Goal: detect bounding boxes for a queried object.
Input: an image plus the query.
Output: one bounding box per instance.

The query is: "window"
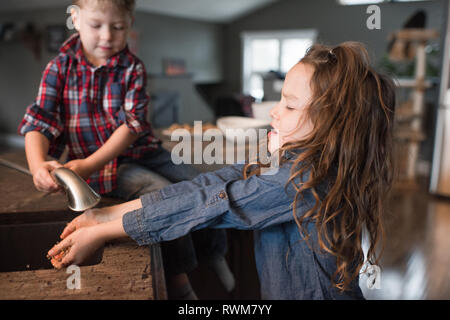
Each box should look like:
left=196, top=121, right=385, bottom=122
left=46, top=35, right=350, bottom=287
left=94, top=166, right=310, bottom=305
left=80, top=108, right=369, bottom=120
left=241, top=30, right=317, bottom=101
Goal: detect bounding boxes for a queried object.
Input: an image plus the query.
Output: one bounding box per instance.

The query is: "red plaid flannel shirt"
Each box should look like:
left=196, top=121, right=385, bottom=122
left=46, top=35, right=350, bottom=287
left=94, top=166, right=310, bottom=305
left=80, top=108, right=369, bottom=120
left=18, top=33, right=160, bottom=194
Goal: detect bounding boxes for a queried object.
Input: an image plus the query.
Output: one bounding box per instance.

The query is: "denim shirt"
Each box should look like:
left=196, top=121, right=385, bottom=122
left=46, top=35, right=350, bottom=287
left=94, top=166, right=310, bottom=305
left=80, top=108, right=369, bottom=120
left=122, top=153, right=365, bottom=300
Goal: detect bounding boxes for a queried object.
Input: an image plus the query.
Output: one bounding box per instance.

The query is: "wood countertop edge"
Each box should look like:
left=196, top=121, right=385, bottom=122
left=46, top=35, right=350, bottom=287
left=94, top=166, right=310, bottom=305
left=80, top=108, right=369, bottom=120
left=0, top=240, right=167, bottom=300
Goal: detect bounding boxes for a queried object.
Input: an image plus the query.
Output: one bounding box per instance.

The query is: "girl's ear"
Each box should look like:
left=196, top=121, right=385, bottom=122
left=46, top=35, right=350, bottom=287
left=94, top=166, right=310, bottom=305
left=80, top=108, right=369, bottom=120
left=70, top=6, right=81, bottom=31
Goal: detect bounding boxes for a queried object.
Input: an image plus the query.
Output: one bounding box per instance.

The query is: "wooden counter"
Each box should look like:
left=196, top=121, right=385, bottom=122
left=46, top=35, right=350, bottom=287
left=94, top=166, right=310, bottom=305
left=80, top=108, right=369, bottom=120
left=0, top=130, right=262, bottom=300
left=0, top=239, right=165, bottom=300
left=0, top=150, right=166, bottom=300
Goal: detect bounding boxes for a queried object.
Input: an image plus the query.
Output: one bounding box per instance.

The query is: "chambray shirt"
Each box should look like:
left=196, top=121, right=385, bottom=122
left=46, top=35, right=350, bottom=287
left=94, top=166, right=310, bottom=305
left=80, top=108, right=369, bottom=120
left=122, top=153, right=365, bottom=300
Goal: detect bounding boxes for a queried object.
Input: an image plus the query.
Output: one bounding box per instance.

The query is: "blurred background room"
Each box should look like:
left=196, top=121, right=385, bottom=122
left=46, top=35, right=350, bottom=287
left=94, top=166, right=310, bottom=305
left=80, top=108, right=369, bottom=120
left=0, top=0, right=449, bottom=300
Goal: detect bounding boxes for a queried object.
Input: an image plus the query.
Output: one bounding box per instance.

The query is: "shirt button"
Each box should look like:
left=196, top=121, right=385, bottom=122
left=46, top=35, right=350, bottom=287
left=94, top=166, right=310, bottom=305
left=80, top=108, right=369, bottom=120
left=219, top=191, right=226, bottom=199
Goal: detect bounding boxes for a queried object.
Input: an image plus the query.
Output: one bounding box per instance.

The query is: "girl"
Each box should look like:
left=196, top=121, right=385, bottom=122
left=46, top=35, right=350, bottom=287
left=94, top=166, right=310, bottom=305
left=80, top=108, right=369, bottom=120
left=47, top=42, right=396, bottom=299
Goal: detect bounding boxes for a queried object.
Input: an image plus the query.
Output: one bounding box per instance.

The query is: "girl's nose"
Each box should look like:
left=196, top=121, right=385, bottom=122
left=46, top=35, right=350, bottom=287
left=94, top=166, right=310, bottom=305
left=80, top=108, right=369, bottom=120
left=270, top=103, right=280, bottom=120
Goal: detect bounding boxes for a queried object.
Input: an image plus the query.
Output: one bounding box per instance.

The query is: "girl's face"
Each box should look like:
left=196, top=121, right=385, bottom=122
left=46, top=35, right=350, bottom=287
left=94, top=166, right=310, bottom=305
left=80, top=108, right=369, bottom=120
left=72, top=2, right=131, bottom=66
left=268, top=62, right=315, bottom=153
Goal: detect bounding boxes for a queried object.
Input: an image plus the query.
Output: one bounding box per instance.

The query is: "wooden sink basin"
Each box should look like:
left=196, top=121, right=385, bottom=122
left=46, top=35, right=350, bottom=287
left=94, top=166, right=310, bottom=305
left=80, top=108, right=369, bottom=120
left=0, top=211, right=103, bottom=273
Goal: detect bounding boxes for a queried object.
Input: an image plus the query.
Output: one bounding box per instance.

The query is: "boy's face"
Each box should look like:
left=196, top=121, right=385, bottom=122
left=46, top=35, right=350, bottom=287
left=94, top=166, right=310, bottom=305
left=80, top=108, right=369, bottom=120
left=72, top=1, right=132, bottom=66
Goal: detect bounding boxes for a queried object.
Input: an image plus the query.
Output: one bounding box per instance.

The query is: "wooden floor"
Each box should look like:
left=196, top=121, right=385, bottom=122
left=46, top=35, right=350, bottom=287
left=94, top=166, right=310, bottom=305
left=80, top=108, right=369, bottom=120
left=360, top=184, right=450, bottom=299
left=1, top=146, right=449, bottom=300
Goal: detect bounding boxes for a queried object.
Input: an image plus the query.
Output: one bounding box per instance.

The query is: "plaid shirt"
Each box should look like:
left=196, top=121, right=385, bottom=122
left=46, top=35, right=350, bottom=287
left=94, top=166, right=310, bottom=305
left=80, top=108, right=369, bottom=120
left=18, top=33, right=160, bottom=195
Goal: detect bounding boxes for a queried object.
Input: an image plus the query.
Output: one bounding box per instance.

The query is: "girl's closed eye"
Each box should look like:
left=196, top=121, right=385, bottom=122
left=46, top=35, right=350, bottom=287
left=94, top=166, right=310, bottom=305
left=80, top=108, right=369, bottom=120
left=286, top=105, right=295, bottom=110
left=114, top=25, right=125, bottom=31
left=90, top=24, right=101, bottom=29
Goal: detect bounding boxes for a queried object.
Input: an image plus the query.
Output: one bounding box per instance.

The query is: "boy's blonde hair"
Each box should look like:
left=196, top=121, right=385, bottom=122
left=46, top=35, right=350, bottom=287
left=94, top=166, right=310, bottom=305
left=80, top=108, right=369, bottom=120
left=73, top=0, right=135, bottom=16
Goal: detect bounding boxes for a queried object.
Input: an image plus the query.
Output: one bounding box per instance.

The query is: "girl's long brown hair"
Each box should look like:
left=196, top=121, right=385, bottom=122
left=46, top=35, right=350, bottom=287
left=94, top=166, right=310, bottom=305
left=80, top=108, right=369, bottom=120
left=245, top=42, right=396, bottom=292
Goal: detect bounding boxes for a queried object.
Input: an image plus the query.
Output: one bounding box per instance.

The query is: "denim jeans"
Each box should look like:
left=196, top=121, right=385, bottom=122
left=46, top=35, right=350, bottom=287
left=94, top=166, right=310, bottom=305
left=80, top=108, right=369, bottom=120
left=110, top=145, right=228, bottom=276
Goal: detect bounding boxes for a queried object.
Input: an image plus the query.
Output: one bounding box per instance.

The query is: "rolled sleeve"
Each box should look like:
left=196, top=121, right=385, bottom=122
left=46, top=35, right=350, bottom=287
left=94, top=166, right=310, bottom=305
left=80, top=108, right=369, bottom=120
left=123, top=61, right=150, bottom=135
left=140, top=189, right=164, bottom=208
left=122, top=208, right=151, bottom=246
left=18, top=59, right=64, bottom=140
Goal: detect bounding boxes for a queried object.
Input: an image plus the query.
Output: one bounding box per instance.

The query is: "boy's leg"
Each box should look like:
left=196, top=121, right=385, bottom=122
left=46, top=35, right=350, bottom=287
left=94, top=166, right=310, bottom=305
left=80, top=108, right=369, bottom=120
left=136, top=147, right=235, bottom=291
left=110, top=163, right=198, bottom=299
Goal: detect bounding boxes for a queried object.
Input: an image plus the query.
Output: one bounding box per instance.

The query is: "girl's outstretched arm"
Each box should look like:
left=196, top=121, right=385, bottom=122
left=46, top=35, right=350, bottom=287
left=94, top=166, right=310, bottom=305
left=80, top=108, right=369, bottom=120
left=123, top=161, right=308, bottom=246
left=59, top=198, right=142, bottom=239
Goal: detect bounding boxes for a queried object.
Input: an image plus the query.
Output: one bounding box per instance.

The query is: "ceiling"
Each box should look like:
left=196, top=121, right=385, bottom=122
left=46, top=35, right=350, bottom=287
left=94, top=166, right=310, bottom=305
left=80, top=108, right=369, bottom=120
left=0, top=0, right=279, bottom=23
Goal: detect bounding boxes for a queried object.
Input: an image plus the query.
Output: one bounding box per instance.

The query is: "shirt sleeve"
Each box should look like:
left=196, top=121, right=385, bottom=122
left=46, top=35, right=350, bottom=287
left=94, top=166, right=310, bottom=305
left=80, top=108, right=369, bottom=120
left=142, top=164, right=246, bottom=199
left=122, top=61, right=150, bottom=135
left=18, top=58, right=64, bottom=141
left=122, top=163, right=315, bottom=246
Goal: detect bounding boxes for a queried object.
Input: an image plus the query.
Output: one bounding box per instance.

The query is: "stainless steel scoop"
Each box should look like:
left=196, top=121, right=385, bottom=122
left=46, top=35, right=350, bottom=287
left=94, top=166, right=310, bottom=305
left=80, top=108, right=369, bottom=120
left=0, top=158, right=101, bottom=212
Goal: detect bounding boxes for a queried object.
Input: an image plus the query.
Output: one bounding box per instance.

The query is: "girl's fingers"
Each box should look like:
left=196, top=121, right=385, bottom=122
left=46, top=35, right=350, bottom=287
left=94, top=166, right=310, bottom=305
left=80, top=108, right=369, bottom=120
left=50, top=258, right=61, bottom=269
left=50, top=255, right=74, bottom=269
left=48, top=237, right=72, bottom=258
left=60, top=221, right=77, bottom=239
left=50, top=255, right=65, bottom=269
left=59, top=251, right=76, bottom=268
left=50, top=248, right=72, bottom=269
left=49, top=246, right=74, bottom=269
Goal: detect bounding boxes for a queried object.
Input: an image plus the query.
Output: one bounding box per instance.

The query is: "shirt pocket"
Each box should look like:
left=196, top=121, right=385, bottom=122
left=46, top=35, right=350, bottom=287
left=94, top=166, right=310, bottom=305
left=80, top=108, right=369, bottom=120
left=103, top=82, right=124, bottom=125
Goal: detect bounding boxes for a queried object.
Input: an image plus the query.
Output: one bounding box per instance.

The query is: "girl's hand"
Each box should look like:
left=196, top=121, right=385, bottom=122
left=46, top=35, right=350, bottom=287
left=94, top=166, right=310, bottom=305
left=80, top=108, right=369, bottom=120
left=64, top=159, right=95, bottom=180
left=49, top=219, right=127, bottom=269
left=32, top=161, right=63, bottom=193
left=61, top=200, right=144, bottom=239
left=60, top=208, right=111, bottom=239
left=48, top=225, right=104, bottom=269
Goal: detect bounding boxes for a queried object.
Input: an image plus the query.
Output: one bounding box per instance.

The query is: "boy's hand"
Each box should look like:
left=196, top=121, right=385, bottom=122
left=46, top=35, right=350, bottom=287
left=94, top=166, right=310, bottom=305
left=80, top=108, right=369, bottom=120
left=64, top=159, right=95, bottom=180
left=60, top=208, right=112, bottom=239
left=48, top=225, right=105, bottom=269
left=32, top=161, right=63, bottom=193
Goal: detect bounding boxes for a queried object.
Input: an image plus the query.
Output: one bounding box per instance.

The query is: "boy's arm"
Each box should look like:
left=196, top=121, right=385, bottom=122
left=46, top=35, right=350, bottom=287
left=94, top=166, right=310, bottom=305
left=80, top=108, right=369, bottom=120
left=66, top=61, right=150, bottom=179
left=25, top=131, right=62, bottom=192
left=20, top=58, right=65, bottom=193
left=64, top=123, right=139, bottom=179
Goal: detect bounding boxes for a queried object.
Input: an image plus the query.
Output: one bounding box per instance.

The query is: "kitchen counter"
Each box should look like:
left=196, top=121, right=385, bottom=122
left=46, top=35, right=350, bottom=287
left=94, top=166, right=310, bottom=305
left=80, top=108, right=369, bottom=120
left=0, top=129, right=261, bottom=300
left=0, top=150, right=166, bottom=300
left=0, top=238, right=164, bottom=300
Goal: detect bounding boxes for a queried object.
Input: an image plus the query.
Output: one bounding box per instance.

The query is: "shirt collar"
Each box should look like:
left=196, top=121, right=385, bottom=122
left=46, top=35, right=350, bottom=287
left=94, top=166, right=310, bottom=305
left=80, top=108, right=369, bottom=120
left=283, top=148, right=303, bottom=161
left=59, top=33, right=133, bottom=69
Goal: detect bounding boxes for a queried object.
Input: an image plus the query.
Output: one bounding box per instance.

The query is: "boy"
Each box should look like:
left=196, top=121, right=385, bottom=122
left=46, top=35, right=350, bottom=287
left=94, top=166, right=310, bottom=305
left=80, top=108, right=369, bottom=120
left=18, top=0, right=233, bottom=299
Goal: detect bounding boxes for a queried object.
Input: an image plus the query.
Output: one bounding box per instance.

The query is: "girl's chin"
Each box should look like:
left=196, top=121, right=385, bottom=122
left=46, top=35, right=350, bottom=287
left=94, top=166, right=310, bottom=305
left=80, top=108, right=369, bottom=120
left=268, top=133, right=282, bottom=154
